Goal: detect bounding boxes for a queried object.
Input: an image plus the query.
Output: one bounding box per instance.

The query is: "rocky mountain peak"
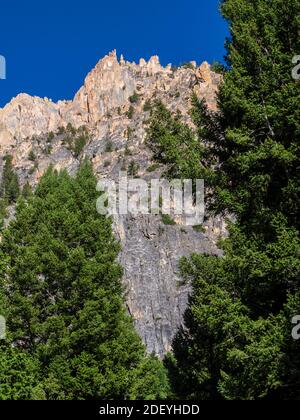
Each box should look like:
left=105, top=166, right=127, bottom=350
left=0, top=51, right=220, bottom=150
left=0, top=52, right=224, bottom=356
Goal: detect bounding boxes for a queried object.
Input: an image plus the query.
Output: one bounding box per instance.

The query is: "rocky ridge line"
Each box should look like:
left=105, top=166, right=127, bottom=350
left=0, top=51, right=224, bottom=356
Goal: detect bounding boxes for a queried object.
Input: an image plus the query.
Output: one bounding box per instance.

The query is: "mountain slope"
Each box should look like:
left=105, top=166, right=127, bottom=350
left=0, top=51, right=224, bottom=356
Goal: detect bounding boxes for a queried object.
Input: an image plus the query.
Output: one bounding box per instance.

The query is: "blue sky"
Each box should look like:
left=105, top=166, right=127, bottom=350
left=0, top=0, right=228, bottom=107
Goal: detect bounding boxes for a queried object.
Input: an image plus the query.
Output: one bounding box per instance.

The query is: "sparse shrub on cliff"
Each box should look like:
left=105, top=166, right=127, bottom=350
left=48, top=131, right=55, bottom=141
left=143, top=99, right=152, bottom=112
left=161, top=214, right=176, bottom=226
left=129, top=91, right=140, bottom=104
left=146, top=100, right=205, bottom=179
left=28, top=162, right=38, bottom=175
left=146, top=163, right=159, bottom=173
left=192, top=224, right=205, bottom=233
left=124, top=144, right=132, bottom=156
left=73, top=135, right=87, bottom=157
left=126, top=105, right=135, bottom=119
left=62, top=126, right=89, bottom=158
left=126, top=127, right=134, bottom=140
left=28, top=150, right=37, bottom=162
left=44, top=144, right=53, bottom=155
left=105, top=141, right=113, bottom=153
left=128, top=160, right=140, bottom=177
left=66, top=122, right=76, bottom=135
left=57, top=126, right=65, bottom=135
left=181, top=62, right=195, bottom=69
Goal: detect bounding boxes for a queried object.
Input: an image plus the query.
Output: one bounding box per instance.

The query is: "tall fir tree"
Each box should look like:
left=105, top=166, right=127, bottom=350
left=0, top=155, right=20, bottom=204
left=146, top=0, right=300, bottom=399
left=0, top=161, right=169, bottom=400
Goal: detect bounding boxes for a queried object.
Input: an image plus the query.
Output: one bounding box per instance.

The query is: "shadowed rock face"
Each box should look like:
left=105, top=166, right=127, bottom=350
left=0, top=51, right=223, bottom=356
left=116, top=214, right=224, bottom=356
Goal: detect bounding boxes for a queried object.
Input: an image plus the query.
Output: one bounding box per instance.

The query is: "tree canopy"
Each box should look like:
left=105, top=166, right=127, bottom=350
left=146, top=0, right=300, bottom=400
left=0, top=161, right=169, bottom=400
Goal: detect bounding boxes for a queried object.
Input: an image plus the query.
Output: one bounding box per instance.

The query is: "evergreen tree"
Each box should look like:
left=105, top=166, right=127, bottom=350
left=147, top=0, right=300, bottom=399
left=0, top=199, right=7, bottom=229
left=0, top=155, right=20, bottom=203
left=201, top=0, right=300, bottom=234
left=0, top=161, right=169, bottom=400
left=22, top=181, right=33, bottom=200
left=146, top=101, right=205, bottom=179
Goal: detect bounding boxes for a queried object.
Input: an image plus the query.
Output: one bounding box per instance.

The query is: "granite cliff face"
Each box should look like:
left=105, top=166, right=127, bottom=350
left=0, top=51, right=224, bottom=356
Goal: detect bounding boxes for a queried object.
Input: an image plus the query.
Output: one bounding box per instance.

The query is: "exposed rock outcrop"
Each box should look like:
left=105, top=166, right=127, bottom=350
left=0, top=51, right=223, bottom=356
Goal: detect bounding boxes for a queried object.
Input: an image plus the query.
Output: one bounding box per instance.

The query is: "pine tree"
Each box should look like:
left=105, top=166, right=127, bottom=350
left=211, top=0, right=300, bottom=234
left=160, top=0, right=300, bottom=399
left=146, top=101, right=205, bottom=179
left=0, top=155, right=20, bottom=203
left=0, top=161, right=169, bottom=399
left=22, top=181, right=33, bottom=199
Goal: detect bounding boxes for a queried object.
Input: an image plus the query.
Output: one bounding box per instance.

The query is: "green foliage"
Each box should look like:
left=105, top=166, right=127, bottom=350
left=129, top=354, right=170, bottom=400
left=171, top=219, right=300, bottom=399
left=126, top=105, right=135, bottom=120
left=125, top=144, right=132, bottom=156
left=105, top=141, right=113, bottom=153
left=192, top=224, right=205, bottom=233
left=146, top=163, right=160, bottom=173
left=161, top=214, right=176, bottom=226
left=128, top=160, right=140, bottom=177
left=0, top=161, right=169, bottom=399
left=129, top=91, right=140, bottom=104
left=181, top=62, right=195, bottom=69
left=158, top=0, right=300, bottom=400
left=211, top=0, right=300, bottom=233
left=48, top=131, right=55, bottom=141
left=73, top=136, right=87, bottom=157
left=0, top=155, right=20, bottom=204
left=22, top=182, right=33, bottom=200
left=0, top=343, right=43, bottom=400
left=146, top=101, right=205, bottom=179
left=57, top=126, right=65, bottom=135
left=143, top=100, right=152, bottom=112
left=63, top=126, right=89, bottom=158
left=121, top=160, right=127, bottom=171
left=28, top=163, right=38, bottom=175
left=126, top=127, right=134, bottom=140
left=171, top=262, right=285, bottom=400
left=28, top=150, right=37, bottom=162
left=211, top=61, right=227, bottom=74
left=0, top=199, right=7, bottom=229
